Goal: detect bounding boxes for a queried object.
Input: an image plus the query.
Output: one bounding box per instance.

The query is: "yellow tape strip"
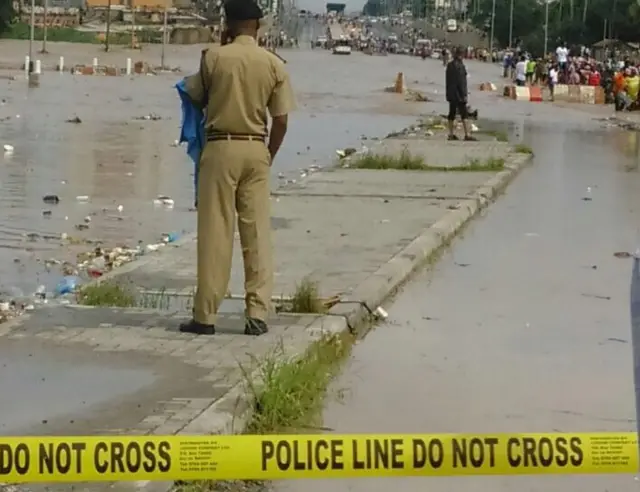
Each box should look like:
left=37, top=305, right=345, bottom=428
left=0, top=433, right=636, bottom=483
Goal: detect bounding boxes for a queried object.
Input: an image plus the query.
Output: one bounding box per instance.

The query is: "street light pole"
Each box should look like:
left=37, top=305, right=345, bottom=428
left=543, top=0, right=549, bottom=56
left=105, top=0, right=112, bottom=51
left=28, top=0, right=35, bottom=72
left=508, top=0, right=513, bottom=48
left=41, top=0, right=48, bottom=53
left=488, top=0, right=496, bottom=57
left=130, top=0, right=136, bottom=49
left=160, top=0, right=168, bottom=69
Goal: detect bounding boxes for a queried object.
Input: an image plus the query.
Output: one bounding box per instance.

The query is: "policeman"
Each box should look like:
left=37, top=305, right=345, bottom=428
left=180, top=0, right=296, bottom=336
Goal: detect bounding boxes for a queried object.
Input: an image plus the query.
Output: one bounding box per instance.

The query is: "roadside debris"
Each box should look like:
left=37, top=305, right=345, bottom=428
left=581, top=293, right=611, bottom=301
left=336, top=148, right=357, bottom=159
left=134, top=113, right=162, bottom=121
left=55, top=275, right=80, bottom=295
left=153, top=195, right=175, bottom=207
left=1, top=227, right=185, bottom=324
left=404, top=89, right=431, bottom=102
left=66, top=116, right=82, bottom=124
left=42, top=194, right=60, bottom=204
left=478, top=82, right=497, bottom=91
left=615, top=252, right=632, bottom=258
left=596, top=115, right=640, bottom=132
left=374, top=306, right=389, bottom=320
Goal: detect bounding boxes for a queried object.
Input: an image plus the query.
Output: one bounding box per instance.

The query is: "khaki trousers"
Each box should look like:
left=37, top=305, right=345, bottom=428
left=194, top=140, right=273, bottom=325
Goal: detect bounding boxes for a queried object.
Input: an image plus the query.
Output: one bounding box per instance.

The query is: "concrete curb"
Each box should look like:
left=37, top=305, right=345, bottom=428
left=130, top=150, right=533, bottom=492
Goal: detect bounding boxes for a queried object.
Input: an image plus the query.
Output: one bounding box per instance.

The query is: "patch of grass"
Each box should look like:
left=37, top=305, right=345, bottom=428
left=1, top=22, right=162, bottom=45
left=286, top=277, right=327, bottom=314
left=513, top=143, right=534, bottom=155
left=1, top=22, right=100, bottom=43
left=173, top=480, right=264, bottom=492
left=244, top=332, right=352, bottom=434
left=350, top=150, right=427, bottom=170
left=351, top=150, right=504, bottom=172
left=464, top=156, right=506, bottom=171
left=480, top=129, right=509, bottom=142
left=76, top=282, right=136, bottom=307
left=173, top=333, right=354, bottom=492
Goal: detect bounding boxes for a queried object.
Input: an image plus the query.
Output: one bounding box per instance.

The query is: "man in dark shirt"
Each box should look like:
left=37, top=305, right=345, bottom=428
left=445, top=46, right=476, bottom=141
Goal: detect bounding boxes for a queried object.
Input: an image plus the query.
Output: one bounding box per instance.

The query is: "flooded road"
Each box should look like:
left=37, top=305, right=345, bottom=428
left=274, top=72, right=640, bottom=490
left=0, top=31, right=424, bottom=297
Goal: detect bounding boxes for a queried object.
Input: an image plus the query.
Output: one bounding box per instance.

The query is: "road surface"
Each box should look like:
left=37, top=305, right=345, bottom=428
left=274, top=61, right=640, bottom=492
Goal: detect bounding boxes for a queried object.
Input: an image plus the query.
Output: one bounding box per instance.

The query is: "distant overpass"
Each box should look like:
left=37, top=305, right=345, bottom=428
left=326, top=2, right=345, bottom=14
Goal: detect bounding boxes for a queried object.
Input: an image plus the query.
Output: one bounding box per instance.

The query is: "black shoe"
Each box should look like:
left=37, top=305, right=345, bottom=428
left=447, top=134, right=459, bottom=141
left=245, top=317, right=268, bottom=336
left=179, top=319, right=215, bottom=335
left=464, top=135, right=478, bottom=141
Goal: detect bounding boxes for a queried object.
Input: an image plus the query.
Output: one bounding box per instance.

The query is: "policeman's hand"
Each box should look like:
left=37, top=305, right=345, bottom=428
left=221, top=30, right=231, bottom=45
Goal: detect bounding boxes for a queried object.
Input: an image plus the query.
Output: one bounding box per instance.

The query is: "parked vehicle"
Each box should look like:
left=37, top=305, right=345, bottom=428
left=332, top=38, right=352, bottom=55
left=413, top=38, right=431, bottom=57
left=315, top=36, right=328, bottom=49
left=446, top=19, right=457, bottom=32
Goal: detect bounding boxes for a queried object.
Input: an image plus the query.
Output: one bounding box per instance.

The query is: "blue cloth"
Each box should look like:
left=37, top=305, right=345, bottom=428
left=175, top=79, right=205, bottom=205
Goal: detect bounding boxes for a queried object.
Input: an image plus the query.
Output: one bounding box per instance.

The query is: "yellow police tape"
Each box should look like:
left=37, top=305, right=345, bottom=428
left=0, top=433, right=636, bottom=483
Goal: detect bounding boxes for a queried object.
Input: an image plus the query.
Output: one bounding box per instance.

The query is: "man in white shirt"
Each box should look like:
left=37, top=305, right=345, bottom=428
left=548, top=63, right=558, bottom=101
left=514, top=55, right=527, bottom=86
left=556, top=42, right=569, bottom=72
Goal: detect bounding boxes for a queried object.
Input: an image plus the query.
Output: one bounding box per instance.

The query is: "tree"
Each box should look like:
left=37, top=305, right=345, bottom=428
left=470, top=0, right=544, bottom=50
left=363, top=0, right=385, bottom=16
left=469, top=0, right=640, bottom=55
left=0, top=0, right=15, bottom=36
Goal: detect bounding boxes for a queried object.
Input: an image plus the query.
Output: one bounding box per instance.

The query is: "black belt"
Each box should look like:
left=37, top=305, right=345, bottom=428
left=207, top=133, right=266, bottom=142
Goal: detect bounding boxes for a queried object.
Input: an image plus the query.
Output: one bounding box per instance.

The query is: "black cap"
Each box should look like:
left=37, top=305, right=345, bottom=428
left=224, top=0, right=264, bottom=21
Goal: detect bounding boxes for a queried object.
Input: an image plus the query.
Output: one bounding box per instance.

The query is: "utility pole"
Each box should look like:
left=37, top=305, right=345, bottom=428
left=28, top=0, right=35, bottom=73
left=508, top=0, right=513, bottom=48
left=130, top=0, right=135, bottom=49
left=611, top=0, right=617, bottom=40
left=41, top=0, right=48, bottom=53
left=160, top=0, right=168, bottom=69
left=105, top=0, right=112, bottom=51
left=543, top=0, right=549, bottom=56
left=488, top=0, right=495, bottom=57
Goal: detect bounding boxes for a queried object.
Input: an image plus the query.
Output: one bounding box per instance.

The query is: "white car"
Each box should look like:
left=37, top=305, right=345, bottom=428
left=333, top=43, right=352, bottom=54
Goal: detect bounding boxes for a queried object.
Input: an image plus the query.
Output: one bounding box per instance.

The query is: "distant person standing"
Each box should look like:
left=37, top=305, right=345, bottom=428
left=181, top=0, right=296, bottom=336
left=525, top=56, right=536, bottom=85
left=556, top=42, right=569, bottom=73
left=548, top=63, right=558, bottom=101
left=514, top=55, right=527, bottom=86
left=442, top=47, right=449, bottom=66
left=445, top=46, right=476, bottom=142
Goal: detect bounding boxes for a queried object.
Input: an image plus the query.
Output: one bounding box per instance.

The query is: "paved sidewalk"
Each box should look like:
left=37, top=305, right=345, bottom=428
left=0, top=134, right=531, bottom=492
left=101, top=137, right=514, bottom=304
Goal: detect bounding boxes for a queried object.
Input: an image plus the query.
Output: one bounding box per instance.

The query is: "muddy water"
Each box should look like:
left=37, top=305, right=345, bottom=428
left=0, top=35, right=625, bottom=297
left=0, top=30, right=423, bottom=296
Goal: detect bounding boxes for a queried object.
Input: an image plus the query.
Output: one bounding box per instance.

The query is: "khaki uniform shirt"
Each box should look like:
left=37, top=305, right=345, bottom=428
left=184, top=35, right=296, bottom=136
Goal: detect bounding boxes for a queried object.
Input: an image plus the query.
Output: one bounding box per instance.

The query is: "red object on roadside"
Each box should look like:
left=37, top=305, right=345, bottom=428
left=87, top=268, right=103, bottom=278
